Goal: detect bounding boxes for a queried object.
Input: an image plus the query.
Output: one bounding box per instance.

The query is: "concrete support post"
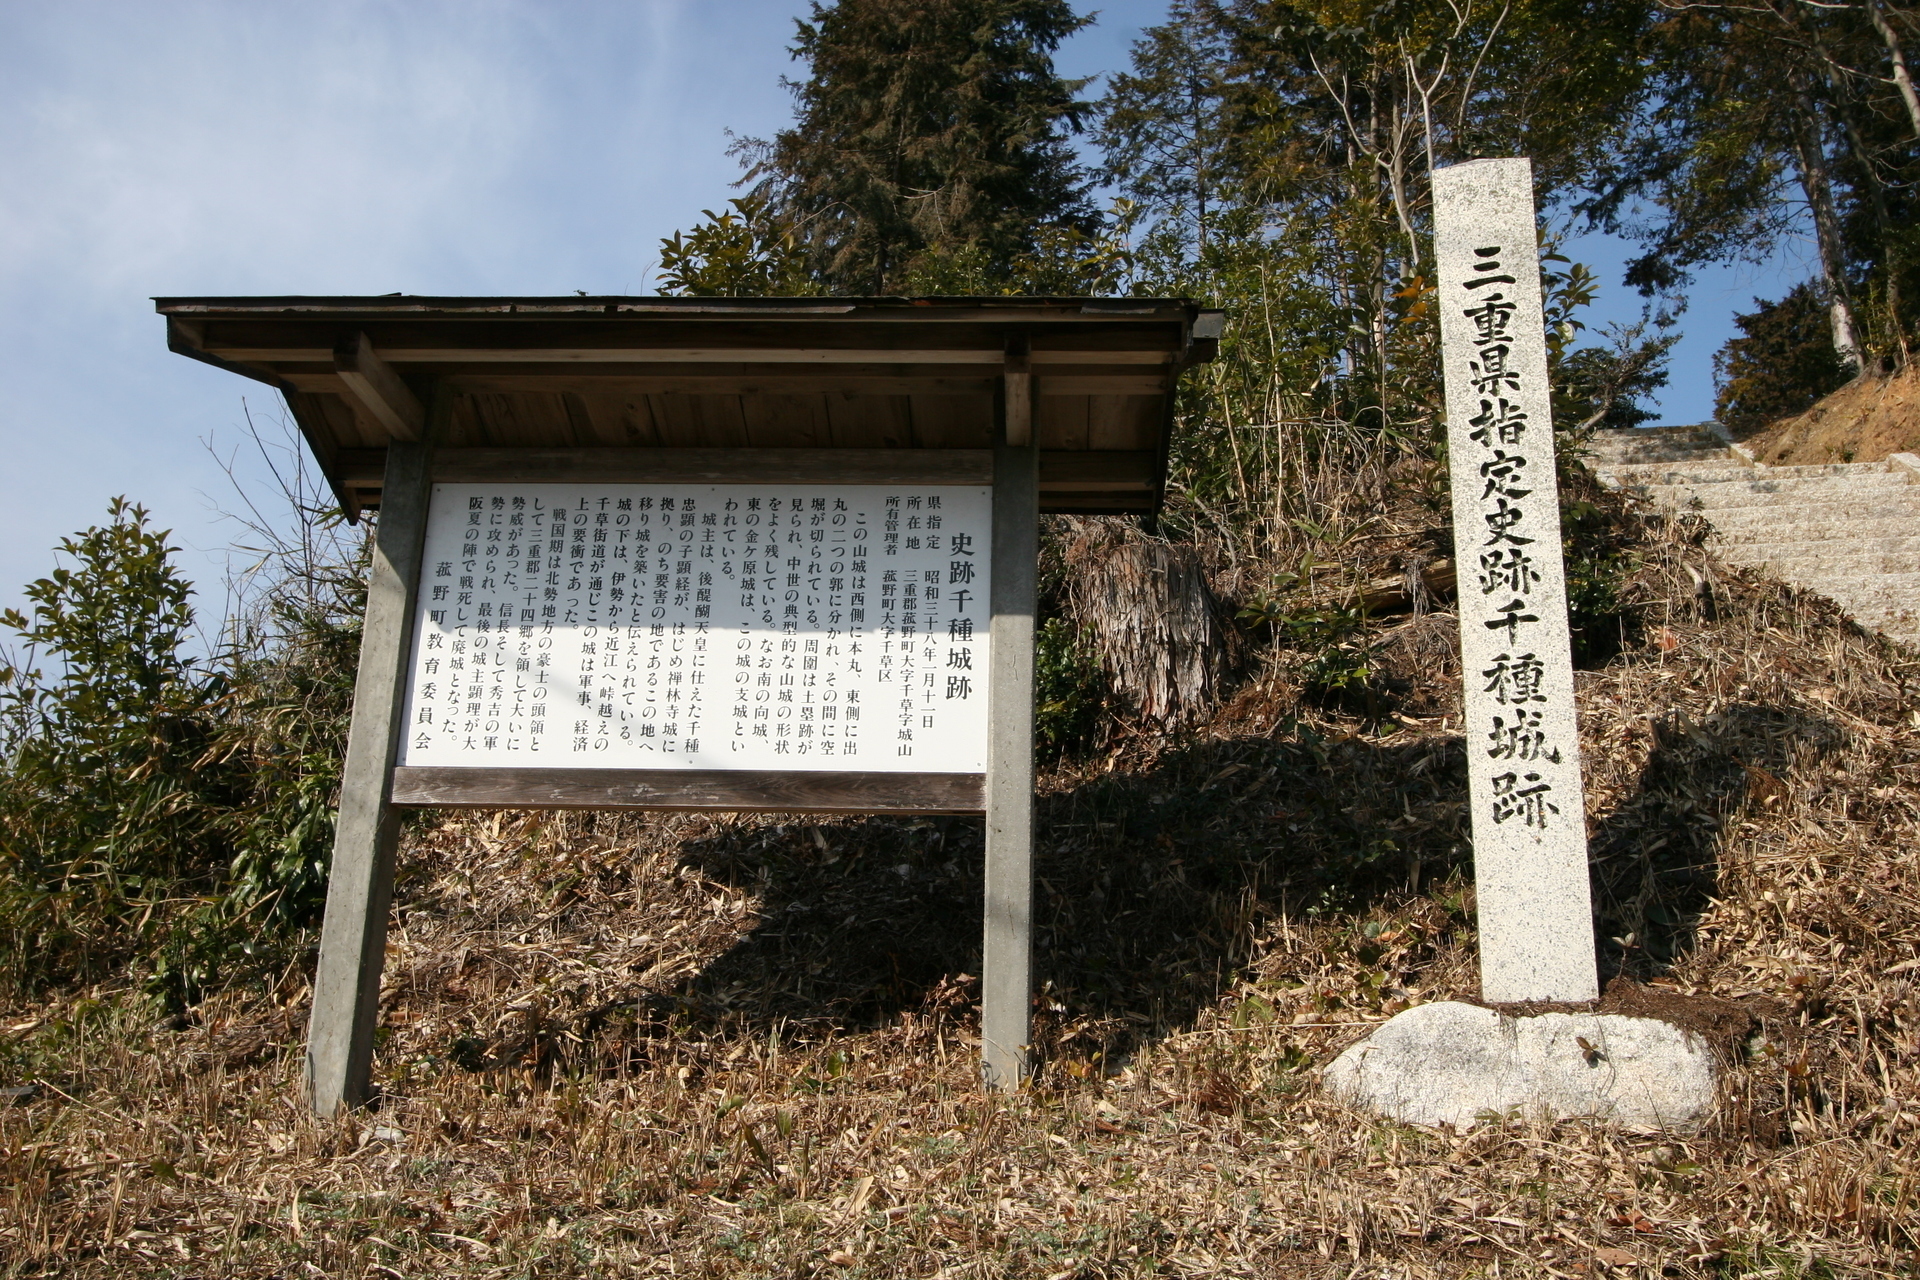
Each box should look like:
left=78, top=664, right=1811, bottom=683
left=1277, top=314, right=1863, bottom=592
left=982, top=431, right=1038, bottom=1090
left=306, top=436, right=434, bottom=1115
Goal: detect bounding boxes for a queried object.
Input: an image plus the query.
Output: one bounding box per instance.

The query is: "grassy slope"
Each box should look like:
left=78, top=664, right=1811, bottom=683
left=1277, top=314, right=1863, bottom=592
left=1, top=479, right=1916, bottom=1278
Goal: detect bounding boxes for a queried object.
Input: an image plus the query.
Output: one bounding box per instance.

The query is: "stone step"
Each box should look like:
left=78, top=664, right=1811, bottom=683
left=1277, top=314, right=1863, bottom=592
left=1709, top=514, right=1920, bottom=544
left=1587, top=430, right=1918, bottom=645
left=1596, top=465, right=1743, bottom=483
left=1606, top=461, right=1897, bottom=483
left=1582, top=426, right=1720, bottom=441
left=1590, top=426, right=1718, bottom=440
left=1754, top=461, right=1901, bottom=479
left=1582, top=441, right=1735, bottom=460
left=1812, top=575, right=1920, bottom=635
left=1848, top=614, right=1920, bottom=645
left=1736, top=569, right=1920, bottom=644
left=1841, top=614, right=1920, bottom=646
left=1812, top=570, right=1920, bottom=599
left=1587, top=445, right=1730, bottom=465
left=1729, top=535, right=1920, bottom=562
left=1588, top=425, right=1723, bottom=442
left=1599, top=464, right=1756, bottom=485
left=1848, top=596, right=1920, bottom=619
left=1636, top=476, right=1918, bottom=510
left=1725, top=548, right=1920, bottom=578
left=1694, top=496, right=1920, bottom=527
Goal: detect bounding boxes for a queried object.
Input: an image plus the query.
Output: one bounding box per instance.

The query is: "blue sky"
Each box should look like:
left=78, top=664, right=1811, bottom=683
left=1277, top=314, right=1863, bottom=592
left=0, top=1, right=1811, bottom=628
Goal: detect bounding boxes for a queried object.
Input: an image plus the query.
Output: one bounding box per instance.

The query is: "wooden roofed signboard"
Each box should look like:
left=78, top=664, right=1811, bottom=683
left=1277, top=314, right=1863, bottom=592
left=160, top=295, right=1218, bottom=518
left=157, top=294, right=1219, bottom=1116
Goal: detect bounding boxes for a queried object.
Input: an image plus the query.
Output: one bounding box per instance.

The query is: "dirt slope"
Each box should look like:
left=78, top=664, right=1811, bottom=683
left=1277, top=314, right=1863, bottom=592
left=1744, top=364, right=1920, bottom=464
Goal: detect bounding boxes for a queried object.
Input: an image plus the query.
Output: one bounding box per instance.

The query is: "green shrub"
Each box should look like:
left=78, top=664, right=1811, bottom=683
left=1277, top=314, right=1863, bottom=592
left=0, top=500, right=227, bottom=994
left=1714, top=283, right=1849, bottom=435
left=1034, top=618, right=1106, bottom=758
left=1560, top=494, right=1641, bottom=668
left=0, top=489, right=364, bottom=1003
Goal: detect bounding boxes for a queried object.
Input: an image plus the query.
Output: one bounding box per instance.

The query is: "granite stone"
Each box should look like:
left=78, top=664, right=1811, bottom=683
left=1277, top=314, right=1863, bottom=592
left=1324, top=1001, right=1717, bottom=1131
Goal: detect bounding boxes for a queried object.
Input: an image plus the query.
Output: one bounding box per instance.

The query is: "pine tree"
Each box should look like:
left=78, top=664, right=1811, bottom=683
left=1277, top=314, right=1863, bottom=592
left=1095, top=2, right=1233, bottom=256
left=743, top=0, right=1100, bottom=294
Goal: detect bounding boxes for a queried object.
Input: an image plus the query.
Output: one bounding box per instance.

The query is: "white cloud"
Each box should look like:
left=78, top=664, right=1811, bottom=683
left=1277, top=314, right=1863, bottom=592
left=0, top=0, right=800, bottom=620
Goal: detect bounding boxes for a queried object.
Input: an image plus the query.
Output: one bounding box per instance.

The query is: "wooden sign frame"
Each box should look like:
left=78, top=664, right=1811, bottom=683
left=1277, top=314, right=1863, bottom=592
left=305, top=419, right=1039, bottom=1111
left=156, top=295, right=1217, bottom=1115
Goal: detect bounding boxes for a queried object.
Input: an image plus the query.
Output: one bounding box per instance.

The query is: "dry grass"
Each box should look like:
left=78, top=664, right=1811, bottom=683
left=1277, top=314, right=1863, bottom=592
left=1743, top=364, right=1920, bottom=465
left=1, top=485, right=1917, bottom=1278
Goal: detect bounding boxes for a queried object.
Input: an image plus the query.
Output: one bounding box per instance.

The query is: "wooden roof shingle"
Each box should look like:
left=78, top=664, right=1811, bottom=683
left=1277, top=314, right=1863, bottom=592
left=156, top=295, right=1222, bottom=517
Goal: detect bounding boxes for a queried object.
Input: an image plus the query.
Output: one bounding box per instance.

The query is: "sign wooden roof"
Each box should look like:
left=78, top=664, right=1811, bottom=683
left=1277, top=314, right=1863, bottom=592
left=155, top=295, right=1222, bottom=518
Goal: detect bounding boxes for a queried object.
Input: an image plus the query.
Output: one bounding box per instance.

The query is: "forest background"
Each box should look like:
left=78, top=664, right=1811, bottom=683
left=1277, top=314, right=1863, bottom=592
left=7, top=0, right=1913, bottom=998
left=0, top=1, right=1917, bottom=1274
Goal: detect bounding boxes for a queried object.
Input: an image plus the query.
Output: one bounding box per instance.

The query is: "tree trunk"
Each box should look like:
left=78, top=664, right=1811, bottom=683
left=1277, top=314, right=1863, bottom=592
left=1190, top=75, right=1209, bottom=255
left=1825, top=76, right=1910, bottom=366
left=1062, top=519, right=1227, bottom=727
left=1787, top=78, right=1862, bottom=375
left=1868, top=0, right=1920, bottom=139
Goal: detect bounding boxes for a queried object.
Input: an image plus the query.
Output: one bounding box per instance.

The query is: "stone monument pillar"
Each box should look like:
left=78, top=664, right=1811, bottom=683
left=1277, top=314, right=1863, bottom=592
left=1325, top=160, right=1714, bottom=1131
left=1432, top=156, right=1599, bottom=1005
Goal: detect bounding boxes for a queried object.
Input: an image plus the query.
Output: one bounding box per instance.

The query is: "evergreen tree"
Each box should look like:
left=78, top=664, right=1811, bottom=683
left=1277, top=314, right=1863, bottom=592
left=1714, top=284, right=1851, bottom=434
left=1096, top=3, right=1234, bottom=255
left=740, top=0, right=1100, bottom=294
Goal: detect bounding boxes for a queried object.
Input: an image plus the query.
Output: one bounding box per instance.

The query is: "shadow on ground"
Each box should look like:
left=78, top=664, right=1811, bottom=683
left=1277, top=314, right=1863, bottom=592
left=1590, top=700, right=1846, bottom=974
left=438, top=697, right=1843, bottom=1080
left=667, top=728, right=1472, bottom=1066
left=667, top=697, right=1845, bottom=1062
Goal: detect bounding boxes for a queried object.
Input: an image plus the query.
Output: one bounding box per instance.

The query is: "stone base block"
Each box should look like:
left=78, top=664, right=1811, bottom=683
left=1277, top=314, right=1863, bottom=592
left=1324, top=1001, right=1716, bottom=1131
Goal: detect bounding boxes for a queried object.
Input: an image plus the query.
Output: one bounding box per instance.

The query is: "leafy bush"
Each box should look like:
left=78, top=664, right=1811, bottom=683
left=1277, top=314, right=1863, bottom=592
left=1279, top=604, right=1377, bottom=711
left=656, top=197, right=820, bottom=297
left=0, top=500, right=227, bottom=994
left=1033, top=618, right=1106, bottom=758
left=0, top=464, right=366, bottom=1003
left=1238, top=585, right=1380, bottom=712
left=1559, top=487, right=1642, bottom=668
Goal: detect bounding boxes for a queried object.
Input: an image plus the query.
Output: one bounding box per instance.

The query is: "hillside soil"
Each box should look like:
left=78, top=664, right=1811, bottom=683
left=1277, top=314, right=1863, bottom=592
left=1743, top=364, right=1920, bottom=464
left=1, top=477, right=1917, bottom=1277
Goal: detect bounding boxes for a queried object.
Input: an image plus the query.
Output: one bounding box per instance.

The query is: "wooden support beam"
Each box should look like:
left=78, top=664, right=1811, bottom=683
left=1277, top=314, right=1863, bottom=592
left=334, top=332, right=425, bottom=442
left=438, top=373, right=999, bottom=397
left=335, top=446, right=1156, bottom=492
left=207, top=346, right=1177, bottom=366
left=289, top=371, right=1164, bottom=397
left=1003, top=335, right=1033, bottom=448
left=432, top=447, right=995, bottom=486
left=305, top=431, right=434, bottom=1116
left=1034, top=376, right=1162, bottom=396
left=390, top=767, right=983, bottom=814
left=982, top=431, right=1038, bottom=1090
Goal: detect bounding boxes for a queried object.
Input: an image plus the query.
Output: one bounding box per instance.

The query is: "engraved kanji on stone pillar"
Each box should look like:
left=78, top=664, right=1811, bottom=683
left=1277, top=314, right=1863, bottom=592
left=1433, top=157, right=1599, bottom=1004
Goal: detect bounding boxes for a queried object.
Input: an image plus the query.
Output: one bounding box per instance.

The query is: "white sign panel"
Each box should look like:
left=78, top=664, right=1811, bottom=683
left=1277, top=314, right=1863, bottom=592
left=398, top=484, right=992, bottom=773
left=1433, top=157, right=1599, bottom=1004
